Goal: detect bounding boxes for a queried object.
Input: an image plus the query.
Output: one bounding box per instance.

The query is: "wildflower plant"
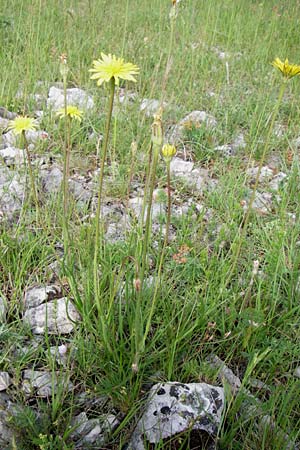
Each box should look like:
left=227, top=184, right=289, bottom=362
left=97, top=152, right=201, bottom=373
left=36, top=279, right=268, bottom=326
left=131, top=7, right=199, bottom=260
left=56, top=105, right=83, bottom=122
left=8, top=116, right=39, bottom=221
left=89, top=53, right=139, bottom=323
left=271, top=57, right=300, bottom=80
left=89, top=53, right=139, bottom=86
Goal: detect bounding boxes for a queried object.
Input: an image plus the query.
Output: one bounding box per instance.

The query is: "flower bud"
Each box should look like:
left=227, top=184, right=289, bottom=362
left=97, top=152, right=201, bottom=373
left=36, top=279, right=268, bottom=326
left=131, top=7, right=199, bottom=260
left=161, top=143, right=176, bottom=163
left=151, top=109, right=163, bottom=148
left=59, top=53, right=69, bottom=79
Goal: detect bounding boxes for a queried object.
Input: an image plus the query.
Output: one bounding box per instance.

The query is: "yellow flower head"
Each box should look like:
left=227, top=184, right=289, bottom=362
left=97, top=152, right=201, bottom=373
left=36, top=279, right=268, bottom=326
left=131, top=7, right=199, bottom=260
left=56, top=105, right=83, bottom=122
left=161, top=143, right=176, bottom=163
left=7, top=116, right=38, bottom=135
left=89, top=53, right=139, bottom=86
left=272, top=57, right=300, bottom=80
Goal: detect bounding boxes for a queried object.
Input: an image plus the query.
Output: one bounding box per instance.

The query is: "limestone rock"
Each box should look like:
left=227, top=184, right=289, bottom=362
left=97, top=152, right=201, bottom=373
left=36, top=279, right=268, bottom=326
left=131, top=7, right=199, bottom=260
left=23, top=297, right=80, bottom=334
left=167, top=110, right=217, bottom=145
left=22, top=369, right=73, bottom=397
left=40, top=166, right=63, bottom=194
left=246, top=166, right=274, bottom=183
left=170, top=157, right=194, bottom=174
left=70, top=412, right=119, bottom=448
left=47, top=86, right=94, bottom=111
left=0, top=167, right=25, bottom=221
left=0, top=107, right=17, bottom=120
left=1, top=129, right=48, bottom=148
left=0, top=373, right=12, bottom=391
left=0, top=296, right=7, bottom=322
left=0, top=147, right=25, bottom=166
left=129, top=382, right=224, bottom=449
left=24, top=284, right=62, bottom=309
left=269, top=172, right=287, bottom=191
left=140, top=99, right=167, bottom=117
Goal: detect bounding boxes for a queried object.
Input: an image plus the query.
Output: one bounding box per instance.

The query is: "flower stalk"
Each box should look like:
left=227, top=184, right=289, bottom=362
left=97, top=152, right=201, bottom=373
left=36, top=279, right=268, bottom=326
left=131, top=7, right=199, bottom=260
left=140, top=112, right=163, bottom=287
left=161, top=143, right=176, bottom=245
left=22, top=131, right=40, bottom=222
left=93, top=77, right=116, bottom=301
left=60, top=54, right=71, bottom=256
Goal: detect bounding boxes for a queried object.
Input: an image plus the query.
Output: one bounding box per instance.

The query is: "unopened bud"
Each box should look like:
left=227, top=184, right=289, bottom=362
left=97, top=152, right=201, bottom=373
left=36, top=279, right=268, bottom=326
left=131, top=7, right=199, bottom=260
left=131, top=141, right=138, bottom=156
left=252, top=260, right=259, bottom=276
left=133, top=278, right=141, bottom=292
left=151, top=109, right=163, bottom=148
left=161, top=143, right=176, bottom=163
left=59, top=53, right=69, bottom=78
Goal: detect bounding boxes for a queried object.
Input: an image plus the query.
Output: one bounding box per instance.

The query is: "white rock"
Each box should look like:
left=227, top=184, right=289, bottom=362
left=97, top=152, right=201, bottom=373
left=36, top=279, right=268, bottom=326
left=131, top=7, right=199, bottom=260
left=129, top=382, right=224, bottom=450
left=22, top=369, right=73, bottom=397
left=214, top=144, right=234, bottom=156
left=232, top=133, right=246, bottom=150
left=70, top=412, right=119, bottom=447
left=128, top=196, right=162, bottom=221
left=170, top=157, right=194, bottom=174
left=1, top=129, right=48, bottom=148
left=293, top=367, right=300, bottom=378
left=47, top=86, right=94, bottom=111
left=140, top=99, right=167, bottom=117
left=23, top=297, right=80, bottom=334
left=167, top=110, right=217, bottom=145
left=0, top=296, right=7, bottom=321
left=0, top=117, right=9, bottom=130
left=50, top=344, right=69, bottom=367
left=0, top=107, right=16, bottom=120
left=40, top=166, right=63, bottom=194
left=0, top=373, right=12, bottom=391
left=24, top=284, right=61, bottom=309
left=269, top=172, right=287, bottom=191
left=0, top=147, right=25, bottom=166
left=243, top=191, right=273, bottom=215
left=0, top=168, right=25, bottom=220
left=246, top=166, right=274, bottom=182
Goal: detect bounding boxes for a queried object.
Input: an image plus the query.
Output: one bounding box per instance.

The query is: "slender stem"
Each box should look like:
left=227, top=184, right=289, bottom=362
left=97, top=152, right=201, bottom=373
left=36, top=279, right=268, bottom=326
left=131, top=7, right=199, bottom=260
left=140, top=143, right=160, bottom=287
left=94, top=78, right=115, bottom=301
left=225, top=81, right=286, bottom=288
left=62, top=73, right=69, bottom=257
left=164, top=161, right=171, bottom=246
left=140, top=142, right=153, bottom=228
left=160, top=10, right=175, bottom=107
left=22, top=131, right=39, bottom=222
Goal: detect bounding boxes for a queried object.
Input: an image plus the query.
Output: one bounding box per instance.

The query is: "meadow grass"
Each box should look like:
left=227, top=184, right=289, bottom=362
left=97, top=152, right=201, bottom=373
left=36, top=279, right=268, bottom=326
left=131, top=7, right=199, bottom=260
left=1, top=0, right=300, bottom=448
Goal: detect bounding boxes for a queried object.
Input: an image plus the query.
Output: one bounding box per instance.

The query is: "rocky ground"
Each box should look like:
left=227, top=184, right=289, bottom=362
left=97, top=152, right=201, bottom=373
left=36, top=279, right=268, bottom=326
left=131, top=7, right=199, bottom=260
left=0, top=83, right=299, bottom=449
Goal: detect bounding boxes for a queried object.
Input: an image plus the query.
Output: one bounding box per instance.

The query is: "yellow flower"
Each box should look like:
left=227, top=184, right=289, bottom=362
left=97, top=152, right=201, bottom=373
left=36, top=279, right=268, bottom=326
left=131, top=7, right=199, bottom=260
left=56, top=105, right=83, bottom=122
left=7, top=116, right=37, bottom=135
left=161, top=143, right=176, bottom=163
left=89, top=53, right=139, bottom=86
left=272, top=57, right=300, bottom=80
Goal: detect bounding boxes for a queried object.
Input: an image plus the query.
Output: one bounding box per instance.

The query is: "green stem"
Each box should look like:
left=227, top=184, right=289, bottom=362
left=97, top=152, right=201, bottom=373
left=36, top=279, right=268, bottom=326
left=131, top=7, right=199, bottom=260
left=164, top=161, right=171, bottom=246
left=23, top=131, right=39, bottom=222
left=62, top=73, right=69, bottom=257
left=94, top=78, right=115, bottom=303
left=160, top=11, right=175, bottom=107
left=225, top=81, right=286, bottom=288
left=140, top=143, right=160, bottom=287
